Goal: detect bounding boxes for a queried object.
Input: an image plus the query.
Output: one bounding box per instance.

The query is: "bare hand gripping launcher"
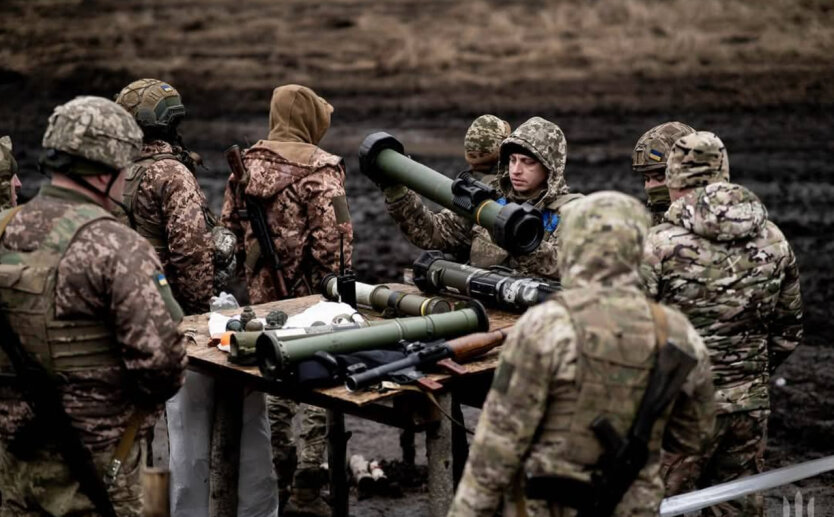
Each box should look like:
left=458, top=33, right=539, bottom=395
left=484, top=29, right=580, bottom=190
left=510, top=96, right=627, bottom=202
left=359, top=132, right=544, bottom=255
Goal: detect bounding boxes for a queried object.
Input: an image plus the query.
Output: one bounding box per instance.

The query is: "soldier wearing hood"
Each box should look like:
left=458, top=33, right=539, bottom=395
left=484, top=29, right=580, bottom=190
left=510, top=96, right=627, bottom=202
left=448, top=192, right=715, bottom=517
left=642, top=132, right=803, bottom=516
left=221, top=84, right=352, bottom=517
left=384, top=117, right=582, bottom=279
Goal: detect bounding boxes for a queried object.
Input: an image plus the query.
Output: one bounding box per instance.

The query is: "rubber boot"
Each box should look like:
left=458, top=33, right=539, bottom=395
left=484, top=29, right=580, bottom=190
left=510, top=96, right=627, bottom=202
left=283, top=467, right=331, bottom=517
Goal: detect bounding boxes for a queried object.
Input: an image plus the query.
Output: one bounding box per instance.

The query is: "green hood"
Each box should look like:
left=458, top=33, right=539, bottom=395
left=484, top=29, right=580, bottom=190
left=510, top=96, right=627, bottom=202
left=494, top=116, right=570, bottom=208
left=558, top=191, right=651, bottom=289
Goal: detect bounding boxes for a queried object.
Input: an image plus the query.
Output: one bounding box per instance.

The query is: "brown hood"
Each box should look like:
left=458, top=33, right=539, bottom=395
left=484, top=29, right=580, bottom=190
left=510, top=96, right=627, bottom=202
left=265, top=84, right=333, bottom=165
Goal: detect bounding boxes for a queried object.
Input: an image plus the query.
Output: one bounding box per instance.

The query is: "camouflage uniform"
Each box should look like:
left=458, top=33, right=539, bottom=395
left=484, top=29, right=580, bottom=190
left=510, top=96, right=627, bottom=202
left=463, top=114, right=511, bottom=183
left=642, top=132, right=803, bottom=516
left=0, top=137, right=18, bottom=211
left=631, top=121, right=696, bottom=225
left=115, top=79, right=216, bottom=316
left=386, top=117, right=582, bottom=279
left=221, top=84, right=350, bottom=515
left=449, top=192, right=715, bottom=517
left=0, top=96, right=187, bottom=517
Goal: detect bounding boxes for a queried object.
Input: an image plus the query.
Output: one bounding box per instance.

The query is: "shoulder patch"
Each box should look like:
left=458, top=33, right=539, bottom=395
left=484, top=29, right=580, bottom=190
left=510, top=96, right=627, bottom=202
left=154, top=271, right=184, bottom=322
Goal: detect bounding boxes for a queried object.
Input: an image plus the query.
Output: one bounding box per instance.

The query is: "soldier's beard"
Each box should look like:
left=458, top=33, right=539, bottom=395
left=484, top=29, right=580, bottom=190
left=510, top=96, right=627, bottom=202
left=646, top=184, right=671, bottom=214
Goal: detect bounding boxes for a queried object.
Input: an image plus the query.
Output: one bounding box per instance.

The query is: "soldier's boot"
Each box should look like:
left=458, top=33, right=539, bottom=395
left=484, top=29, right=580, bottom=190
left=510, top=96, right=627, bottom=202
left=274, top=446, right=297, bottom=516
left=282, top=467, right=330, bottom=517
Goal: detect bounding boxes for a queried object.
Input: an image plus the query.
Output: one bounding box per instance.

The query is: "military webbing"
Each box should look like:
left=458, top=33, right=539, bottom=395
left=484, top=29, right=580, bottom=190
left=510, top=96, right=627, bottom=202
left=649, top=302, right=669, bottom=350
left=104, top=409, right=147, bottom=486
left=0, top=205, right=22, bottom=236
left=121, top=153, right=178, bottom=250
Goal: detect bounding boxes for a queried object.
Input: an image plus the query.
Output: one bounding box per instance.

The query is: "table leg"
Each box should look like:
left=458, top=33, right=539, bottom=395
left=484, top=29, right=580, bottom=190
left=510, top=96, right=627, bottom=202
left=426, top=392, right=454, bottom=517
left=327, top=409, right=349, bottom=517
left=210, top=380, right=243, bottom=517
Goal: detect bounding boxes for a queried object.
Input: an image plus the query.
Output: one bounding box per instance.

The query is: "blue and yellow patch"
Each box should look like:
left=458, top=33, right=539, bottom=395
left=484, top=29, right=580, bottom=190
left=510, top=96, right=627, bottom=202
left=649, top=149, right=664, bottom=162
left=155, top=273, right=169, bottom=287
left=160, top=83, right=174, bottom=92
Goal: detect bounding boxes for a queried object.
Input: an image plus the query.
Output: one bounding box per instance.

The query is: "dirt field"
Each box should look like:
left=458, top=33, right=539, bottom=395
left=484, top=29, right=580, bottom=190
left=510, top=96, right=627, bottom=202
left=3, top=0, right=834, bottom=514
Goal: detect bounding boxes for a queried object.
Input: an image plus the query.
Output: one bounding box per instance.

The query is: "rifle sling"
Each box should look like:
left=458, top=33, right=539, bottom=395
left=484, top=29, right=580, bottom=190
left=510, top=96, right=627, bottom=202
left=0, top=313, right=118, bottom=517
left=0, top=205, right=23, bottom=235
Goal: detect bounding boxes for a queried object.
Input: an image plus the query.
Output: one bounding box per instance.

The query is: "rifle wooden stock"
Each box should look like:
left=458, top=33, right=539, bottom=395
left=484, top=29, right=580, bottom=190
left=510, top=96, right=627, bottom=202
left=447, top=327, right=509, bottom=362
left=224, top=145, right=289, bottom=298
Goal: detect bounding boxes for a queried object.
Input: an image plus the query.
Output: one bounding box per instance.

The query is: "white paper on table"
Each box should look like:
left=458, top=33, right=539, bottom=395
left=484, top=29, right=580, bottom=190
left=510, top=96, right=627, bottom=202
left=210, top=301, right=362, bottom=353
left=284, top=301, right=363, bottom=328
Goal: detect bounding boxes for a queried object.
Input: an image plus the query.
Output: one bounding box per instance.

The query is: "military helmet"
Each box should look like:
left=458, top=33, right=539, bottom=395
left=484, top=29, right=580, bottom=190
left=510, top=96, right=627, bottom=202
left=464, top=114, right=511, bottom=169
left=115, top=78, right=186, bottom=131
left=665, top=131, right=730, bottom=189
left=631, top=121, right=695, bottom=173
left=41, top=96, right=143, bottom=173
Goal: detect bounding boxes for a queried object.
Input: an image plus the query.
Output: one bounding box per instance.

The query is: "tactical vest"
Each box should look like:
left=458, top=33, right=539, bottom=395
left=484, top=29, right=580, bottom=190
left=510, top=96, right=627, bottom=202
left=121, top=154, right=177, bottom=257
left=0, top=203, right=119, bottom=375
left=543, top=289, right=678, bottom=473
left=122, top=154, right=217, bottom=260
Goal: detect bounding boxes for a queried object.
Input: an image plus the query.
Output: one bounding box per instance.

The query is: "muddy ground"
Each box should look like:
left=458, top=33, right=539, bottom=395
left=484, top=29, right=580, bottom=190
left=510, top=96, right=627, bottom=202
left=3, top=0, right=834, bottom=514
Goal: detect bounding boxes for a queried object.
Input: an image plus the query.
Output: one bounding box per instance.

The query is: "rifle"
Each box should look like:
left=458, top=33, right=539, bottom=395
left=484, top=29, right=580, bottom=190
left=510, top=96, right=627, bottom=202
left=225, top=145, right=289, bottom=298
left=345, top=327, right=508, bottom=391
left=525, top=339, right=697, bottom=516
left=0, top=310, right=118, bottom=517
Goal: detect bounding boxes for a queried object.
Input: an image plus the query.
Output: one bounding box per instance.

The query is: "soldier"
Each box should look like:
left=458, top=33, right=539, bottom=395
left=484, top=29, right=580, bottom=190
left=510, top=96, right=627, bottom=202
left=448, top=191, right=715, bottom=517
left=220, top=84, right=352, bottom=516
left=642, top=132, right=803, bottom=516
left=463, top=114, right=511, bottom=183
left=631, top=121, right=696, bottom=225
left=0, top=136, right=22, bottom=210
left=0, top=96, right=187, bottom=516
left=383, top=116, right=582, bottom=279
left=114, top=78, right=229, bottom=316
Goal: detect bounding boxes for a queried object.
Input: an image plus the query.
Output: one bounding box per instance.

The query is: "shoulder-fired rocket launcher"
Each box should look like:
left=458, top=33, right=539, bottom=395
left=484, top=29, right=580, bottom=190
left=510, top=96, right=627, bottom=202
left=256, top=301, right=489, bottom=381
left=413, top=250, right=560, bottom=312
left=321, top=274, right=454, bottom=317
left=359, top=132, right=544, bottom=255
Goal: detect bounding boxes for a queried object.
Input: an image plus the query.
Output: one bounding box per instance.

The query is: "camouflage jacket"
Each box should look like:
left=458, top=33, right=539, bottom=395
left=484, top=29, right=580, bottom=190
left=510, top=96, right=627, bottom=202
left=0, top=136, right=16, bottom=211
left=0, top=185, right=187, bottom=450
left=450, top=192, right=714, bottom=517
left=125, top=140, right=214, bottom=315
left=642, top=182, right=803, bottom=414
left=220, top=141, right=352, bottom=303
left=386, top=117, right=581, bottom=280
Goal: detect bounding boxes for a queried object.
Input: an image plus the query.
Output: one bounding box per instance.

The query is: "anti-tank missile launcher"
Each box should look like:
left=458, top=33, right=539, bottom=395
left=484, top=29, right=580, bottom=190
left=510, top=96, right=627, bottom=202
left=413, top=250, right=560, bottom=312
left=321, top=275, right=454, bottom=317
left=359, top=132, right=544, bottom=255
left=256, top=301, right=489, bottom=381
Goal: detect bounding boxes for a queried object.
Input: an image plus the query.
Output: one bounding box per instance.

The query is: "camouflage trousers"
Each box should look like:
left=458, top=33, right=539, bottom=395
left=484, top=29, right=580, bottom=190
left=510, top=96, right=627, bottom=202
left=663, top=410, right=769, bottom=517
left=0, top=439, right=143, bottom=517
left=266, top=395, right=327, bottom=487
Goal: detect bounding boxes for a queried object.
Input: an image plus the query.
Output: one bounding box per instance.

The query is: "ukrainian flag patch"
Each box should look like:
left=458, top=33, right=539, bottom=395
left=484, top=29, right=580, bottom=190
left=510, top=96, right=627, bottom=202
left=649, top=149, right=664, bottom=162
left=155, top=273, right=169, bottom=287
left=160, top=83, right=174, bottom=92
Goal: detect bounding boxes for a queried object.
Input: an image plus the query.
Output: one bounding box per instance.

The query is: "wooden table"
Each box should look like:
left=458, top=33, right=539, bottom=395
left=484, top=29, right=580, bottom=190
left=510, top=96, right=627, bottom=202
left=179, top=284, right=519, bottom=517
